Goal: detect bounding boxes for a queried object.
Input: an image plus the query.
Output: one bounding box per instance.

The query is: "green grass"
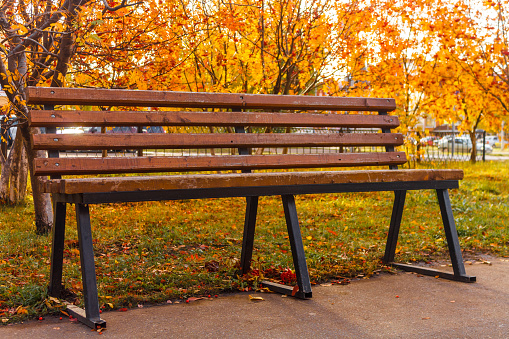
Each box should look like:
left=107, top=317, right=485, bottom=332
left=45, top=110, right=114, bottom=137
left=1, top=161, right=508, bottom=323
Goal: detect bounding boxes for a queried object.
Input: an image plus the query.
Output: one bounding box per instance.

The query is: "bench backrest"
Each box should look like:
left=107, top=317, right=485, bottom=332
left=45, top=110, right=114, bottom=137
left=27, top=87, right=406, bottom=177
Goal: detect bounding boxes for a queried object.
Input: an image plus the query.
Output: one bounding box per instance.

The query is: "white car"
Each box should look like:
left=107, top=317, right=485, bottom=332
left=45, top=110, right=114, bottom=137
left=484, top=135, right=500, bottom=147
left=438, top=137, right=492, bottom=153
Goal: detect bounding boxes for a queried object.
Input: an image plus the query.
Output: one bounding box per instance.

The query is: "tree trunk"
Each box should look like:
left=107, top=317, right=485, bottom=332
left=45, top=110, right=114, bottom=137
left=0, top=129, right=28, bottom=203
left=18, top=123, right=53, bottom=234
left=469, top=131, right=477, bottom=164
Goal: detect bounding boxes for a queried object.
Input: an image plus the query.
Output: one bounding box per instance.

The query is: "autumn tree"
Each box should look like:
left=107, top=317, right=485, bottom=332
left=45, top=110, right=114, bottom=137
left=441, top=0, right=509, bottom=120
left=424, top=0, right=506, bottom=161
left=70, top=0, right=191, bottom=91
left=72, top=0, right=370, bottom=96
left=71, top=0, right=371, bottom=156
left=0, top=0, right=141, bottom=233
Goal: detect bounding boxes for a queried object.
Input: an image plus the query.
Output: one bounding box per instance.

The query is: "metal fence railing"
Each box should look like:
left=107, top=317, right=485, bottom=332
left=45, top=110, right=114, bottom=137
left=409, top=130, right=487, bottom=162
left=10, top=125, right=487, bottom=163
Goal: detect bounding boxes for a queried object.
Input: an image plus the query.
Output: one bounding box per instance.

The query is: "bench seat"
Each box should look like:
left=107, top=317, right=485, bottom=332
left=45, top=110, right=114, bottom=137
left=42, top=169, right=463, bottom=194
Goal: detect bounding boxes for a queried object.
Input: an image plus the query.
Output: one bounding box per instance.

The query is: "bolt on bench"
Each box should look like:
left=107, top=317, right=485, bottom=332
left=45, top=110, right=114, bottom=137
left=27, top=86, right=475, bottom=329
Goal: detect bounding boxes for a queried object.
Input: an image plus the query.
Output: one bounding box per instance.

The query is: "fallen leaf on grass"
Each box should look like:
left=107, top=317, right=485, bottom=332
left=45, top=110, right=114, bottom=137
left=16, top=306, right=28, bottom=315
left=49, top=297, right=61, bottom=303
left=332, top=279, right=350, bottom=285
left=249, top=295, right=265, bottom=301
left=187, top=297, right=202, bottom=302
left=205, top=260, right=220, bottom=272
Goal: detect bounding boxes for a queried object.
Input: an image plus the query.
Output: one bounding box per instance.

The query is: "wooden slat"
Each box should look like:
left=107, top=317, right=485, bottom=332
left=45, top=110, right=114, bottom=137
left=29, top=110, right=400, bottom=128
left=33, top=152, right=408, bottom=175
left=26, top=87, right=396, bottom=111
left=32, top=133, right=404, bottom=150
left=41, top=169, right=464, bottom=194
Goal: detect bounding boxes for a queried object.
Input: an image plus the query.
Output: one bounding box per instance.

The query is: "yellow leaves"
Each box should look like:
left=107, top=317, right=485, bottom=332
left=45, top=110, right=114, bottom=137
left=44, top=297, right=65, bottom=310
left=248, top=295, right=264, bottom=301
left=15, top=306, right=28, bottom=315
left=89, top=34, right=102, bottom=41
left=49, top=22, right=64, bottom=31
left=57, top=72, right=65, bottom=83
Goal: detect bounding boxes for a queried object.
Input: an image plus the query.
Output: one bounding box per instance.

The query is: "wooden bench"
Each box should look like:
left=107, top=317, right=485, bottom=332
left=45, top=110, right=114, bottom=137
left=26, top=86, right=475, bottom=329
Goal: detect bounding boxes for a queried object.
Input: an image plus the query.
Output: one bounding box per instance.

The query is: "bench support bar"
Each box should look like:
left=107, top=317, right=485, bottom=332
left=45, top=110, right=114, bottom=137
left=49, top=201, right=66, bottom=298
left=436, top=189, right=467, bottom=276
left=261, top=281, right=312, bottom=299
left=383, top=190, right=407, bottom=263
left=64, top=302, right=106, bottom=329
left=384, top=188, right=475, bottom=283
left=240, top=196, right=258, bottom=275
left=390, top=263, right=476, bottom=282
left=239, top=195, right=313, bottom=298
left=76, top=203, right=106, bottom=328
left=282, top=195, right=313, bottom=298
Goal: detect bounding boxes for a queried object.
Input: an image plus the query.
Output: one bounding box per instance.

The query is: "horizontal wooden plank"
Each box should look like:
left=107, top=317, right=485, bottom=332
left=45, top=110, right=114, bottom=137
left=32, top=133, right=404, bottom=150
left=33, top=152, right=408, bottom=175
left=41, top=169, right=464, bottom=194
left=26, top=87, right=396, bottom=111
left=29, top=110, right=400, bottom=128
left=51, top=181, right=460, bottom=204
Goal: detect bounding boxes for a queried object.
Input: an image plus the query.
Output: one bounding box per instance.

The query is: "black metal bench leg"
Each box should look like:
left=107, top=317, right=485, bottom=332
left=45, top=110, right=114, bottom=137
left=74, top=203, right=106, bottom=329
left=240, top=196, right=259, bottom=275
left=279, top=195, right=312, bottom=298
left=49, top=201, right=66, bottom=298
left=383, top=190, right=407, bottom=264
left=389, top=190, right=475, bottom=283
left=436, top=189, right=475, bottom=281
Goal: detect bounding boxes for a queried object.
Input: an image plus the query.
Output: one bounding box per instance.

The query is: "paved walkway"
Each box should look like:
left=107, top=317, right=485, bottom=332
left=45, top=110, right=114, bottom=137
left=1, top=257, right=508, bottom=338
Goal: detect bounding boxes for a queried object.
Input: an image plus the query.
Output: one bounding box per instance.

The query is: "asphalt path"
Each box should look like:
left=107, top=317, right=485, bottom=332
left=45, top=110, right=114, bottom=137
left=2, top=256, right=508, bottom=338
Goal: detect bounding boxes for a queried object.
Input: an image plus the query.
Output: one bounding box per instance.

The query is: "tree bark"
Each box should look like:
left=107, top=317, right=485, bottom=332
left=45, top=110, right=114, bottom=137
left=469, top=131, right=477, bottom=164
left=18, top=123, right=54, bottom=234
left=0, top=130, right=28, bottom=203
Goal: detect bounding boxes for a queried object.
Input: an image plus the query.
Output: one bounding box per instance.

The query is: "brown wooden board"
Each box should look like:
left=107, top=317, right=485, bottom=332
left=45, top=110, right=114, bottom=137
left=29, top=110, right=400, bottom=128
left=41, top=169, right=464, bottom=194
left=32, top=132, right=404, bottom=150
left=33, top=152, right=408, bottom=175
left=26, top=87, right=396, bottom=111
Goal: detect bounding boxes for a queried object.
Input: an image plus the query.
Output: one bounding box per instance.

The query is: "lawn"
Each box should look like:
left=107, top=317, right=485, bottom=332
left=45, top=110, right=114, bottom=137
left=1, top=161, right=508, bottom=323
